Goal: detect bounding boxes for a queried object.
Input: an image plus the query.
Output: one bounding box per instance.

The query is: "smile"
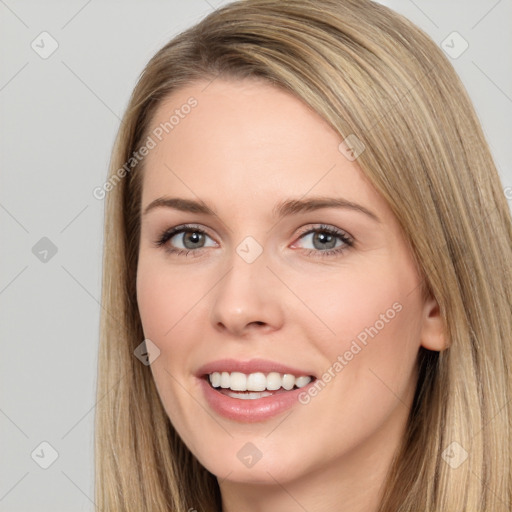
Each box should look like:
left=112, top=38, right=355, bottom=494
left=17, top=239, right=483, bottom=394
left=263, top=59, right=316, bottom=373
left=197, top=359, right=317, bottom=421
left=208, top=371, right=312, bottom=398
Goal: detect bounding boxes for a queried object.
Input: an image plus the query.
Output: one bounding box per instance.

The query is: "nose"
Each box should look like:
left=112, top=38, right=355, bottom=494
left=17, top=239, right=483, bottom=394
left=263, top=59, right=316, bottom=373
left=210, top=246, right=285, bottom=337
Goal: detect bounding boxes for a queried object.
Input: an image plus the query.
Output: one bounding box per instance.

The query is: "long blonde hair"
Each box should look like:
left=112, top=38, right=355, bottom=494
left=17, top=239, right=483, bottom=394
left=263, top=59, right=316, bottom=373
left=95, top=0, right=512, bottom=510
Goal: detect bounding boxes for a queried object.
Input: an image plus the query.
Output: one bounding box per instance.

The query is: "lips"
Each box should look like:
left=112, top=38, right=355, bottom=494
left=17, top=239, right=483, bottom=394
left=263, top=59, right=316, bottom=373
left=196, top=358, right=317, bottom=422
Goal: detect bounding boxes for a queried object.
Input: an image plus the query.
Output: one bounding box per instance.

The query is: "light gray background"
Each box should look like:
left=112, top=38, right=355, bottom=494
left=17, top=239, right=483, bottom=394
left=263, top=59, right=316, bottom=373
left=1, top=1, right=511, bottom=510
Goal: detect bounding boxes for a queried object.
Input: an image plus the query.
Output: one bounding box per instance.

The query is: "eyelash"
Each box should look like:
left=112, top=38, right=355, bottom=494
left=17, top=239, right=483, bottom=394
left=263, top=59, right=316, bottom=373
left=153, top=223, right=354, bottom=259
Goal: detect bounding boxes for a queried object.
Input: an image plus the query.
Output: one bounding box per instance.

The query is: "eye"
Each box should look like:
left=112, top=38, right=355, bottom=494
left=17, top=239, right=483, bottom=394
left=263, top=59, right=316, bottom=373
left=292, top=224, right=354, bottom=258
left=153, top=224, right=216, bottom=257
left=154, top=223, right=354, bottom=259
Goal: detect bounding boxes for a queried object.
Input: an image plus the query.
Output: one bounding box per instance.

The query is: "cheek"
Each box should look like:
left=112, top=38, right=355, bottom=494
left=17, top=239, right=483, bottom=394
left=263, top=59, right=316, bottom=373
left=286, top=268, right=422, bottom=452
left=136, top=260, right=204, bottom=443
left=297, top=260, right=423, bottom=395
left=136, top=258, right=210, bottom=394
left=297, top=262, right=419, bottom=344
left=136, top=259, right=201, bottom=340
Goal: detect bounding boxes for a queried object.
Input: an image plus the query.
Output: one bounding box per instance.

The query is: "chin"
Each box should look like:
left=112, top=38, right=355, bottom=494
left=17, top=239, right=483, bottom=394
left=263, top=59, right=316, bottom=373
left=184, top=431, right=310, bottom=486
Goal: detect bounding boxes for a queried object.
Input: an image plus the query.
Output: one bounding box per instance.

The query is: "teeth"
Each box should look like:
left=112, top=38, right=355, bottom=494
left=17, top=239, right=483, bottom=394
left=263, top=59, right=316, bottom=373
left=295, top=376, right=311, bottom=388
left=266, top=372, right=282, bottom=390
left=247, top=372, right=266, bottom=391
left=208, top=371, right=312, bottom=392
left=220, top=371, right=230, bottom=389
left=282, top=374, right=295, bottom=390
left=225, top=390, right=273, bottom=400
left=210, top=372, right=221, bottom=388
left=230, top=372, right=246, bottom=391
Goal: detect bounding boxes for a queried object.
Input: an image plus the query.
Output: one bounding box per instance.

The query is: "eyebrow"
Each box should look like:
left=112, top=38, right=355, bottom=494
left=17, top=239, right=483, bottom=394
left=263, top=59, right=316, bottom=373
left=142, top=196, right=380, bottom=223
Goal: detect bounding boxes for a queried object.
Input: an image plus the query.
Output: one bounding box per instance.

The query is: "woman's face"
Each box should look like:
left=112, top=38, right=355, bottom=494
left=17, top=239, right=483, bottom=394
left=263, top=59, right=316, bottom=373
left=136, top=78, right=442, bottom=490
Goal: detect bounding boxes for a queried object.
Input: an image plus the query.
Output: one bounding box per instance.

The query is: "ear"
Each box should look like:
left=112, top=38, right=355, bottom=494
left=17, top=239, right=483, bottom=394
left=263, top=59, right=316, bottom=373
left=419, top=295, right=448, bottom=351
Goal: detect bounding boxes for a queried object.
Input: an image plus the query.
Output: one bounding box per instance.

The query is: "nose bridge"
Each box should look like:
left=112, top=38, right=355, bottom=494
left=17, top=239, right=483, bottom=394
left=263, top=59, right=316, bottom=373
left=210, top=237, right=284, bottom=334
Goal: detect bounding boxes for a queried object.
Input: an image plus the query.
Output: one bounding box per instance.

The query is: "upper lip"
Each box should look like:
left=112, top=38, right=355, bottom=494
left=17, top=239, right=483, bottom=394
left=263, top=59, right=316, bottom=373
left=196, top=358, right=316, bottom=378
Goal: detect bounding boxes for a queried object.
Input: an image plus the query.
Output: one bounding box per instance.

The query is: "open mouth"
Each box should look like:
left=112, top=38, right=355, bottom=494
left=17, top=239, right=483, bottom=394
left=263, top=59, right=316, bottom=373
left=205, top=371, right=316, bottom=400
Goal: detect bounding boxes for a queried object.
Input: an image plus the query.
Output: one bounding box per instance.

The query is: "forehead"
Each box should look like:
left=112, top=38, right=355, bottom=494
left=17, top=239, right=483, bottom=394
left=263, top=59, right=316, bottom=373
left=140, top=78, right=385, bottom=217
left=147, top=77, right=337, bottom=160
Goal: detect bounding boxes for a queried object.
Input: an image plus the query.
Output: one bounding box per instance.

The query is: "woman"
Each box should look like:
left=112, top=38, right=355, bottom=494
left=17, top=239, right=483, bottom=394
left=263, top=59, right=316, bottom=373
left=95, top=0, right=512, bottom=510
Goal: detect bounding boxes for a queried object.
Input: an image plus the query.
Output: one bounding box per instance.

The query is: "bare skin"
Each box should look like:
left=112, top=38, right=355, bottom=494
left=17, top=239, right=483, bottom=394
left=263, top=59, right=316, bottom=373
left=136, top=78, right=446, bottom=512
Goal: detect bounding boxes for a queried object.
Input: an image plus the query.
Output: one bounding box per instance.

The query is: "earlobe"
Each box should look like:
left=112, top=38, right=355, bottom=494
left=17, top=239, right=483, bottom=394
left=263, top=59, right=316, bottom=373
left=420, top=296, right=449, bottom=351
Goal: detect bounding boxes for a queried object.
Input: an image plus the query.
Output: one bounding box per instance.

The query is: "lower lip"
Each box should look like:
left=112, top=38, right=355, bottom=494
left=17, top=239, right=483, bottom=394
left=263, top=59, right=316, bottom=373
left=199, top=377, right=314, bottom=422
